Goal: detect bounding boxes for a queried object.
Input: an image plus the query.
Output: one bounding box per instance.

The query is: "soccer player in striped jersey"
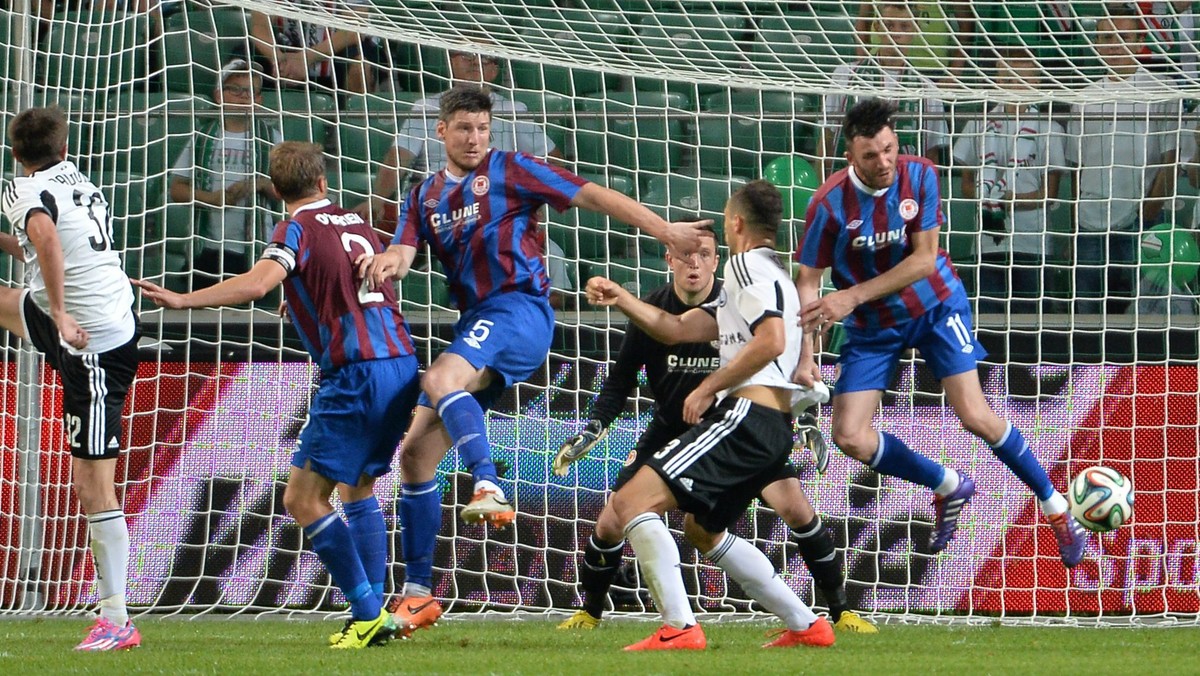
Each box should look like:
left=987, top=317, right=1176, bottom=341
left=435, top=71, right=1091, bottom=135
left=0, top=107, right=142, bottom=651
left=793, top=98, right=1088, bottom=568
left=136, top=142, right=421, bottom=649
left=359, top=84, right=707, bottom=636
left=554, top=225, right=876, bottom=634
left=586, top=180, right=835, bottom=650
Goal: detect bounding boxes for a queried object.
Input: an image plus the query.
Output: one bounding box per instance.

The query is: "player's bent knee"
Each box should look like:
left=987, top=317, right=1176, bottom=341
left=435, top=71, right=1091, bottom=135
left=594, top=505, right=624, bottom=543
left=832, top=429, right=875, bottom=462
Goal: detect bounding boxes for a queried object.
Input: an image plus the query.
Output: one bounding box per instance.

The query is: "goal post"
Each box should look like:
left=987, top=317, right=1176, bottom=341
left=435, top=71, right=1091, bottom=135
left=0, top=0, right=1197, bottom=623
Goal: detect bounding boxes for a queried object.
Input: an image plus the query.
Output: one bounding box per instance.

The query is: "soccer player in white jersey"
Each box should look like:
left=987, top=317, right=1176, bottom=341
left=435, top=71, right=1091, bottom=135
left=0, top=107, right=141, bottom=651
left=585, top=180, right=835, bottom=651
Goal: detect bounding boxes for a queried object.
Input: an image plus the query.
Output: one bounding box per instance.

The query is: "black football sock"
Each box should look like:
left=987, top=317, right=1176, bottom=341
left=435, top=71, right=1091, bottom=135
left=580, top=534, right=625, bottom=619
left=791, top=516, right=849, bottom=622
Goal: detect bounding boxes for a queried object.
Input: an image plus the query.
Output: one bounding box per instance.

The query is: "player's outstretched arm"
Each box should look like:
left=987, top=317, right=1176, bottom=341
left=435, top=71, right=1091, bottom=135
left=133, top=259, right=287, bottom=310
left=358, top=243, right=417, bottom=289
left=682, top=315, right=787, bottom=424
left=586, top=276, right=716, bottom=345
left=26, top=212, right=88, bottom=349
left=569, top=182, right=711, bottom=253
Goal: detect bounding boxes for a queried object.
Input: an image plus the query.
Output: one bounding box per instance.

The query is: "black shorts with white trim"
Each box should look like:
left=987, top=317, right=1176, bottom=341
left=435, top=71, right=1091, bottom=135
left=644, top=396, right=792, bottom=533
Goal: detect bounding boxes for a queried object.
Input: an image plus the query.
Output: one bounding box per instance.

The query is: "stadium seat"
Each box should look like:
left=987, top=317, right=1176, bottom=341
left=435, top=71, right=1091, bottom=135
left=93, top=92, right=213, bottom=178
left=507, top=90, right=574, bottom=156
left=326, top=171, right=374, bottom=209
left=641, top=172, right=747, bottom=223
left=575, top=90, right=692, bottom=176
left=96, top=173, right=169, bottom=282
left=261, top=90, right=336, bottom=145
left=400, top=269, right=451, bottom=311
left=510, top=7, right=626, bottom=96
left=750, top=14, right=844, bottom=77
left=631, top=12, right=753, bottom=97
left=698, top=91, right=814, bottom=177
left=43, top=10, right=153, bottom=93
left=337, top=92, right=424, bottom=175
left=162, top=8, right=253, bottom=95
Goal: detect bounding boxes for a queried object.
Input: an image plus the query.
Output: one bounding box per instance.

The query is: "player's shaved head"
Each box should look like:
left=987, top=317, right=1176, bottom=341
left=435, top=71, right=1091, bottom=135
left=270, top=141, right=325, bottom=203
left=843, top=97, right=897, bottom=143
left=440, top=85, right=493, bottom=122
left=9, top=106, right=68, bottom=167
left=727, top=180, right=782, bottom=239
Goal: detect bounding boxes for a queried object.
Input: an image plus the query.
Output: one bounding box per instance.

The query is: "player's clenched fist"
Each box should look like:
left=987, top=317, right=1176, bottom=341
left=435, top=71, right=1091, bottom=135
left=357, top=249, right=402, bottom=289
left=585, top=277, right=624, bottom=306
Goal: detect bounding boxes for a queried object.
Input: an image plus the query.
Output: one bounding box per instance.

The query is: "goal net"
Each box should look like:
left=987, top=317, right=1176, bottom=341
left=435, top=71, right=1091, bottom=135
left=0, top=0, right=1197, bottom=623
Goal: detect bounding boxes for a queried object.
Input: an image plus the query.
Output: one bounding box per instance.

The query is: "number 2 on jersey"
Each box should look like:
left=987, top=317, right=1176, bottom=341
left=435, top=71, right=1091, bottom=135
left=340, top=232, right=385, bottom=305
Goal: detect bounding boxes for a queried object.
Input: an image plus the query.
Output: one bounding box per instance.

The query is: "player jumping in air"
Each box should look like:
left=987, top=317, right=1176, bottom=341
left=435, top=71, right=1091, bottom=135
left=358, top=84, right=706, bottom=636
left=793, top=98, right=1088, bottom=567
left=136, top=142, right=422, bottom=648
left=0, top=107, right=142, bottom=651
left=586, top=180, right=835, bottom=650
left=554, top=223, right=876, bottom=634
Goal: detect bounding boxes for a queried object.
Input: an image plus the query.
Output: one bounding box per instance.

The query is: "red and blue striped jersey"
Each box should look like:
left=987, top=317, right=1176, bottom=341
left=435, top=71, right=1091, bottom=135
left=263, top=199, right=415, bottom=373
left=394, top=149, right=587, bottom=310
left=795, top=156, right=962, bottom=331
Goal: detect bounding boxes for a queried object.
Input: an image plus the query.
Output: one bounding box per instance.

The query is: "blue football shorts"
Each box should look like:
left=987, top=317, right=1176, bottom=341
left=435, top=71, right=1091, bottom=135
left=834, top=290, right=987, bottom=395
left=293, top=354, right=420, bottom=486
left=417, top=292, right=554, bottom=411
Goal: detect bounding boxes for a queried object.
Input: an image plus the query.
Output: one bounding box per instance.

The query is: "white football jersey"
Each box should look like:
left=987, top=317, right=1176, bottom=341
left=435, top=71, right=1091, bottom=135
left=2, top=161, right=135, bottom=353
left=703, top=246, right=804, bottom=400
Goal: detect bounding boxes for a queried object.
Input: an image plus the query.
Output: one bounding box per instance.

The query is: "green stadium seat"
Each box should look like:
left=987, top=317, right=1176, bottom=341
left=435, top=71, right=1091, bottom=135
left=750, top=14, right=844, bottom=78
left=261, top=90, right=336, bottom=145
left=400, top=269, right=452, bottom=312
left=507, top=90, right=573, bottom=156
left=162, top=8, right=253, bottom=95
left=337, top=92, right=425, bottom=175
left=642, top=172, right=747, bottom=224
left=326, top=171, right=374, bottom=208
left=698, top=91, right=814, bottom=178
left=510, top=7, right=627, bottom=96
left=95, top=173, right=170, bottom=282
left=632, top=12, right=752, bottom=97
left=43, top=11, right=153, bottom=92
left=575, top=90, right=692, bottom=176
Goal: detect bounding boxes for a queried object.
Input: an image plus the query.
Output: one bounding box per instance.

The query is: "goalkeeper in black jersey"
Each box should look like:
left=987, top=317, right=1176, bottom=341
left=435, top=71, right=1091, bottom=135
left=554, top=224, right=876, bottom=633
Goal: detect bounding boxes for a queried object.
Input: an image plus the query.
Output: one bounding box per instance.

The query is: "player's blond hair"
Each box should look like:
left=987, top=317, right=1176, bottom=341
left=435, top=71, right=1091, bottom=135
left=8, top=106, right=68, bottom=167
left=269, top=142, right=325, bottom=203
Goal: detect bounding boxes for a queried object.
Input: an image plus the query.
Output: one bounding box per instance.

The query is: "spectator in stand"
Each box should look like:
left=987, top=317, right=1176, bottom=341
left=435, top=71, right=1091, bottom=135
left=822, top=1, right=949, bottom=179
left=853, top=0, right=976, bottom=81
left=248, top=4, right=379, bottom=94
left=1133, top=1, right=1199, bottom=79
left=952, top=47, right=1067, bottom=316
left=354, top=45, right=564, bottom=222
left=1068, top=3, right=1181, bottom=315
left=545, top=237, right=577, bottom=310
left=168, top=60, right=282, bottom=288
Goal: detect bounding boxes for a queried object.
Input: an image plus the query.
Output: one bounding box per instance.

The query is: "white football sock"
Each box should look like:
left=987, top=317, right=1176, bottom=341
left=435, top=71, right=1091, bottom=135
left=402, top=582, right=432, bottom=598
left=934, top=467, right=961, bottom=497
left=1040, top=492, right=1069, bottom=517
left=624, top=512, right=695, bottom=629
left=88, top=509, right=129, bottom=625
left=705, top=532, right=817, bottom=631
left=474, top=479, right=505, bottom=501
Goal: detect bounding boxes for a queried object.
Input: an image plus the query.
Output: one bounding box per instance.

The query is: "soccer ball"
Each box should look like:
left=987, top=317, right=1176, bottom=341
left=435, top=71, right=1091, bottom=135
left=1068, top=467, right=1134, bottom=533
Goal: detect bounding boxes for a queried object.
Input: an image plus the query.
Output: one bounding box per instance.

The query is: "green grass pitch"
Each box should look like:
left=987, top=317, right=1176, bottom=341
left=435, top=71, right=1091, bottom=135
left=2, top=616, right=1192, bottom=674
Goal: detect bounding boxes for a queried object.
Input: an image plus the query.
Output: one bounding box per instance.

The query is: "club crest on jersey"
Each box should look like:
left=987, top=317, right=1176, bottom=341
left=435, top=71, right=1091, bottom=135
left=899, top=198, right=919, bottom=220
left=471, top=175, right=490, bottom=196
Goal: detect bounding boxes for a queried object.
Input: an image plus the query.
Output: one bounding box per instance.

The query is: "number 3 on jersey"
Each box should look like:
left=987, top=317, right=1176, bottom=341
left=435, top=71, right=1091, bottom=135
left=73, top=189, right=113, bottom=252
left=340, top=232, right=385, bottom=305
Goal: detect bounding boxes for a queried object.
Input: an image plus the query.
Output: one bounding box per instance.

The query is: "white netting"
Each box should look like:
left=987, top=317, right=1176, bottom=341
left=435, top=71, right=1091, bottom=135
left=0, top=0, right=1197, bottom=622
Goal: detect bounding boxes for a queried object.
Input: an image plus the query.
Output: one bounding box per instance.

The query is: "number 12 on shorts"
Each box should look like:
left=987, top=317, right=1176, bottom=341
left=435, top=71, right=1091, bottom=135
left=946, top=313, right=975, bottom=354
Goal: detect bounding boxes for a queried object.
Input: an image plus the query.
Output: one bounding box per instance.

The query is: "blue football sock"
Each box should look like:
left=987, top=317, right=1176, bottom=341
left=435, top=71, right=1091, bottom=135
left=400, top=480, right=441, bottom=590
left=304, top=512, right=380, bottom=621
left=344, top=495, right=387, bottom=600
left=437, top=390, right=498, bottom=485
left=869, top=431, right=946, bottom=490
left=989, top=422, right=1055, bottom=500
